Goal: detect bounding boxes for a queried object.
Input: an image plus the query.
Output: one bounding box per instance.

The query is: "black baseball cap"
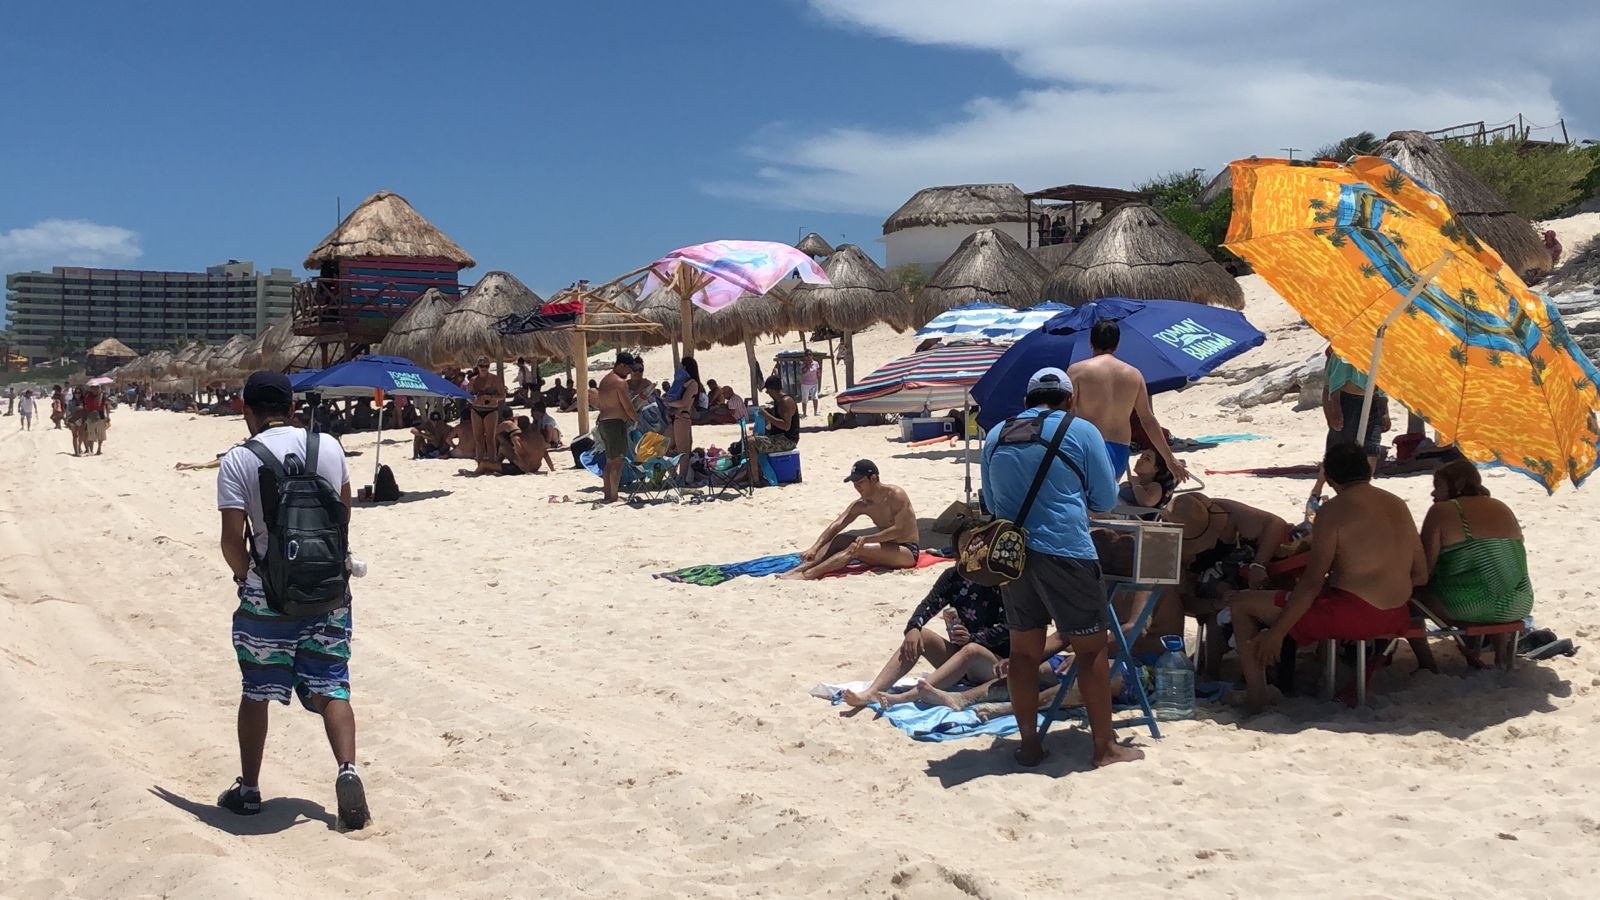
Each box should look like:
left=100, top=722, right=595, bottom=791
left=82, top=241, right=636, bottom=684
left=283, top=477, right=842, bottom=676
left=843, top=459, right=880, bottom=482
left=242, top=370, right=293, bottom=404
left=615, top=351, right=638, bottom=367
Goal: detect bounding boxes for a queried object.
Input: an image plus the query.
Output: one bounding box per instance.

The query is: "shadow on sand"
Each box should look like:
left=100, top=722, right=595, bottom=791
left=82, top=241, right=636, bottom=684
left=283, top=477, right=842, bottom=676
left=149, top=785, right=336, bottom=836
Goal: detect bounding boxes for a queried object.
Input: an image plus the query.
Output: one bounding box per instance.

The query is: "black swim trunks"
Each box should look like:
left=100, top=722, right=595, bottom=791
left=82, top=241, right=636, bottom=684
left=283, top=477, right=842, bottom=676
left=897, top=542, right=920, bottom=560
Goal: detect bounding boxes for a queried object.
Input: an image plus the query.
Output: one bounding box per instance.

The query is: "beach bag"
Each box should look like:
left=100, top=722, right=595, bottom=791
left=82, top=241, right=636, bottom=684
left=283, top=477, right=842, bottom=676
left=373, top=464, right=402, bottom=502
left=958, top=412, right=1079, bottom=587
left=244, top=427, right=350, bottom=617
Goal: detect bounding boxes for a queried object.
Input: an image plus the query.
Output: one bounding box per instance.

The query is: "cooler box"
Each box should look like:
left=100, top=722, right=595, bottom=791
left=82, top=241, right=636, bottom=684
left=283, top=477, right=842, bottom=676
left=767, top=449, right=802, bottom=484
left=900, top=417, right=953, bottom=442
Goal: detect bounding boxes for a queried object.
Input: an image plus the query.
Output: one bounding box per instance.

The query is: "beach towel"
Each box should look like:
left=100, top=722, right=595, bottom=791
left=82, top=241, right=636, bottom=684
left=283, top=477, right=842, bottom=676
left=1187, top=433, right=1266, bottom=445
left=1204, top=464, right=1320, bottom=476
left=656, top=550, right=947, bottom=586
left=655, top=553, right=801, bottom=586
left=818, top=551, right=949, bottom=578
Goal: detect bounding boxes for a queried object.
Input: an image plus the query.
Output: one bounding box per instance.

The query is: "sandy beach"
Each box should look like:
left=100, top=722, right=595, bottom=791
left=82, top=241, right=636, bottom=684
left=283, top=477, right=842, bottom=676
left=3, top=276, right=1600, bottom=899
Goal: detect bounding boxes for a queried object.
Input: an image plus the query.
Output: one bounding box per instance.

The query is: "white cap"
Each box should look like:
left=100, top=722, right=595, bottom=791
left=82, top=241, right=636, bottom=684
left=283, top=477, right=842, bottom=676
left=1026, top=366, right=1072, bottom=396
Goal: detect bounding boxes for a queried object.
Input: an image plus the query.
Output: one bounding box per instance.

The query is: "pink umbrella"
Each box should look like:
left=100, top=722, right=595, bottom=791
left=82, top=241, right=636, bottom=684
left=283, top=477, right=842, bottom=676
left=634, top=240, right=829, bottom=348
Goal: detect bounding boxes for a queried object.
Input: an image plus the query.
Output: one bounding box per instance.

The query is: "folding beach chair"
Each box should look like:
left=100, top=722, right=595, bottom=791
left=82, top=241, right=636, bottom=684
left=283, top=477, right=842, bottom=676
left=1039, top=580, right=1165, bottom=740
left=702, top=418, right=756, bottom=502
left=623, top=430, right=684, bottom=506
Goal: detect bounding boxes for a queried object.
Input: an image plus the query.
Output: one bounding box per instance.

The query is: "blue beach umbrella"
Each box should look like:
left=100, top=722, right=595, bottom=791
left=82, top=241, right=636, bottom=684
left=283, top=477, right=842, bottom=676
left=916, top=301, right=1070, bottom=344
left=291, top=355, right=470, bottom=487
left=972, top=297, right=1266, bottom=430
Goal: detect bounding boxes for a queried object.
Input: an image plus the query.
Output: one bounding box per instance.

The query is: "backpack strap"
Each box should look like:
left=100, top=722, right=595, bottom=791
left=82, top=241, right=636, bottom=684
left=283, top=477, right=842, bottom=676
left=1014, top=411, right=1076, bottom=529
left=303, top=424, right=320, bottom=476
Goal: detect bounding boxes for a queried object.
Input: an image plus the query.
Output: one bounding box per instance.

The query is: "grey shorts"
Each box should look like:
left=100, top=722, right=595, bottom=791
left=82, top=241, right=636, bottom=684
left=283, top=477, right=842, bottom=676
left=1328, top=390, right=1387, bottom=455
left=1002, top=553, right=1106, bottom=636
left=596, top=419, right=630, bottom=457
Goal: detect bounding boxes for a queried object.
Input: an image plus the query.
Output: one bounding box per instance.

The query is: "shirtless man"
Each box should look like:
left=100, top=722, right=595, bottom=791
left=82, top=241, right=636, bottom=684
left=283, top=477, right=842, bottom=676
left=595, top=353, right=639, bottom=503
left=498, top=416, right=552, bottom=474
left=779, top=460, right=921, bottom=580
left=1227, top=442, right=1426, bottom=713
left=463, top=357, right=508, bottom=475
left=1066, top=320, right=1188, bottom=483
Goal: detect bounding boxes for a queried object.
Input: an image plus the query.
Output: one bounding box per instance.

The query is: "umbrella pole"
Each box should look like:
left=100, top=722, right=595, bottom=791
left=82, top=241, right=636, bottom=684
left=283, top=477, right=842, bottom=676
left=963, top=388, right=973, bottom=506
left=1357, top=253, right=1453, bottom=443
left=572, top=330, right=591, bottom=435
left=373, top=406, right=383, bottom=489
left=743, top=336, right=761, bottom=401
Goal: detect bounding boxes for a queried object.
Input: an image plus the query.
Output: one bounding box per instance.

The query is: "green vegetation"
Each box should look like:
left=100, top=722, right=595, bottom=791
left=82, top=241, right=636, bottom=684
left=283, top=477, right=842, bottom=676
left=0, top=361, right=80, bottom=386
left=1442, top=138, right=1594, bottom=219
left=1134, top=169, right=1234, bottom=261
left=1314, top=131, right=1381, bottom=162
left=889, top=264, right=928, bottom=297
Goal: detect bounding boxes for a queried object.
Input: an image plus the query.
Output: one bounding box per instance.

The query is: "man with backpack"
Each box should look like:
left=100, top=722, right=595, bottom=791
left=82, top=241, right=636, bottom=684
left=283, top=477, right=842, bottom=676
left=980, top=367, right=1140, bottom=770
left=215, top=371, right=370, bottom=830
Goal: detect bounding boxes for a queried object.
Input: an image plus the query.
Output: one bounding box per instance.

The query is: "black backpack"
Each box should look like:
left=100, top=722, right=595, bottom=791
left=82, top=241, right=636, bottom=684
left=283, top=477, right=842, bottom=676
left=245, top=427, right=351, bottom=617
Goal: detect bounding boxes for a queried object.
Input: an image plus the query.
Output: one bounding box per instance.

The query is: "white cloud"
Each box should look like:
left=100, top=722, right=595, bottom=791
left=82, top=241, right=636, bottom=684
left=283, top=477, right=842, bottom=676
left=707, top=0, right=1596, bottom=216
left=0, top=219, right=143, bottom=271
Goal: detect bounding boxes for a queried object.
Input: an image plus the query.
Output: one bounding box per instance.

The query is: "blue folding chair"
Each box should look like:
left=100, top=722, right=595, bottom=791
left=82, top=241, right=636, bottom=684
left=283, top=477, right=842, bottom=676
left=1039, top=580, right=1165, bottom=740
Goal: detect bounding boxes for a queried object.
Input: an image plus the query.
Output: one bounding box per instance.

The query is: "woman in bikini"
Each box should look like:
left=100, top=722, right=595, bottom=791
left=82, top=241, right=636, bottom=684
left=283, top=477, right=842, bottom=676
left=665, top=356, right=700, bottom=482
left=464, top=357, right=508, bottom=475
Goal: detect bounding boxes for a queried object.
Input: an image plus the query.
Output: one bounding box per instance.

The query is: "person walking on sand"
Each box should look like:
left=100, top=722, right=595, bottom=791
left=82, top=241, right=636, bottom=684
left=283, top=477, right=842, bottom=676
left=800, top=350, right=821, bottom=417
left=50, top=386, right=64, bottom=429
left=3, top=386, right=14, bottom=416
left=81, top=385, right=108, bottom=454
left=595, top=353, right=639, bottom=503
left=17, top=389, right=36, bottom=430
left=1066, top=320, right=1188, bottom=483
left=780, top=460, right=921, bottom=580
left=980, top=367, right=1139, bottom=769
left=214, top=371, right=369, bottom=830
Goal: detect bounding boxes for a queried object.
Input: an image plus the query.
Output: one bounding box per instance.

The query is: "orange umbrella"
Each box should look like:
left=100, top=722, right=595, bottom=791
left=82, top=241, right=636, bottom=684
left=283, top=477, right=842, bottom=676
left=1225, top=156, right=1600, bottom=491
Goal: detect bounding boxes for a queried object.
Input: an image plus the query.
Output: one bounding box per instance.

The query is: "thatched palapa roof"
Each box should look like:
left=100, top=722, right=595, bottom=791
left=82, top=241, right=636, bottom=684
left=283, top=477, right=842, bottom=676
left=303, top=190, right=476, bottom=271
left=259, top=316, right=317, bottom=371
left=796, top=232, right=835, bottom=258
left=918, top=228, right=1050, bottom=322
left=1026, top=242, right=1078, bottom=273
left=431, top=271, right=546, bottom=367
left=1376, top=130, right=1551, bottom=284
left=381, top=288, right=456, bottom=369
left=86, top=338, right=137, bottom=359
left=883, top=184, right=1028, bottom=235
left=704, top=281, right=798, bottom=347
left=1041, top=203, right=1244, bottom=309
left=791, top=244, right=908, bottom=332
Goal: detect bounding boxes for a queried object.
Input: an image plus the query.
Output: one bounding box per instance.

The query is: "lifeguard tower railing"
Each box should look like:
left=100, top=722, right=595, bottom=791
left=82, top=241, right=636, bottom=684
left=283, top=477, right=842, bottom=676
left=291, top=256, right=463, bottom=345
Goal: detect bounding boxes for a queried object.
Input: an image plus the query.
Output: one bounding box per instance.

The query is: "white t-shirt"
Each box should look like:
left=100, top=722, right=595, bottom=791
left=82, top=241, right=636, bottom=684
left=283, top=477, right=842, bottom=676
left=217, top=426, right=350, bottom=578
left=18, top=395, right=36, bottom=416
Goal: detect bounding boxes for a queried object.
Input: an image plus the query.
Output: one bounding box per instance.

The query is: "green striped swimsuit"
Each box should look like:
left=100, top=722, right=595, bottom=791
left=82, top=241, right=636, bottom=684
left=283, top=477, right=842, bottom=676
left=1428, top=499, right=1534, bottom=623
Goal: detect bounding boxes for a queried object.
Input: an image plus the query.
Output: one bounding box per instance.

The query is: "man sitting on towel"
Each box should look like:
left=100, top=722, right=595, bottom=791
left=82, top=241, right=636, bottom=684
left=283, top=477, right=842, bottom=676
left=1227, top=442, right=1426, bottom=714
left=779, top=459, right=921, bottom=580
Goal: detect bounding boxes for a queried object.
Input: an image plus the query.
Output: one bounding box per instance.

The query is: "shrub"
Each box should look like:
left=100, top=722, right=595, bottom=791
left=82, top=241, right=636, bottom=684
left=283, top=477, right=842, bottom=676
left=1442, top=138, right=1592, bottom=219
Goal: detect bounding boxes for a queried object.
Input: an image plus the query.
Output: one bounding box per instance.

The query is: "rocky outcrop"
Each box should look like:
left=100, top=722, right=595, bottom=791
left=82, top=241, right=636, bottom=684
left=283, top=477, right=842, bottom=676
left=1225, top=353, right=1324, bottom=409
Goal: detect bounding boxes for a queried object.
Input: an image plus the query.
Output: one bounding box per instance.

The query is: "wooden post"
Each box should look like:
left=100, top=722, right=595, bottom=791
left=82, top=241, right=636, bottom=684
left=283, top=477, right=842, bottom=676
left=670, top=336, right=681, bottom=370
left=743, top=335, right=761, bottom=401
left=826, top=336, right=840, bottom=394
left=679, top=291, right=695, bottom=353
left=572, top=330, right=590, bottom=435
left=841, top=331, right=856, bottom=387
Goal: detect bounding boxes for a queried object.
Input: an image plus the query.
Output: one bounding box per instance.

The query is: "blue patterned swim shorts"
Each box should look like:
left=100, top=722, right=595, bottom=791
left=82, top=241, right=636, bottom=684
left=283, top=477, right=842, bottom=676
left=232, top=582, right=352, bottom=711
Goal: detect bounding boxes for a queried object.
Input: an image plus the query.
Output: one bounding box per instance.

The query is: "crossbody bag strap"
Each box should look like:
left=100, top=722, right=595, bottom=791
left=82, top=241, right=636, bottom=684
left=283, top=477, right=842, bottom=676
left=1014, top=411, right=1074, bottom=529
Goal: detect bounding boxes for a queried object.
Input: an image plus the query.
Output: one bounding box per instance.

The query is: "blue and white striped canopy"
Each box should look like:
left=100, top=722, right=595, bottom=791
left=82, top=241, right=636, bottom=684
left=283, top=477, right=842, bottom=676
left=915, top=301, right=1070, bottom=343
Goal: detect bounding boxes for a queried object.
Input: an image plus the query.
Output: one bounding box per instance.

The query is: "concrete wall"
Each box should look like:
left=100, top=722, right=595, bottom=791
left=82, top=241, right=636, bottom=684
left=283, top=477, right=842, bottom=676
left=883, top=222, right=1031, bottom=276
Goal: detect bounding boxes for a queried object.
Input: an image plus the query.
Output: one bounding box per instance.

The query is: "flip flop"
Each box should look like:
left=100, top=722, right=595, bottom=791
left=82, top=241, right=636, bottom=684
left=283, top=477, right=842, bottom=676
left=1522, top=637, right=1578, bottom=661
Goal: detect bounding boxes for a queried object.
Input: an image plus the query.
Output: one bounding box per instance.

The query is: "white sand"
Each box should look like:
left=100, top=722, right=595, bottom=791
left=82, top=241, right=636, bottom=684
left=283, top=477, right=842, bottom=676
left=3, top=280, right=1599, bottom=898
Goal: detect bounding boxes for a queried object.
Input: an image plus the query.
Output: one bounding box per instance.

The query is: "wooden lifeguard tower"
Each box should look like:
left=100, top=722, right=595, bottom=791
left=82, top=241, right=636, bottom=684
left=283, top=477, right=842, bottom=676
left=292, top=191, right=475, bottom=367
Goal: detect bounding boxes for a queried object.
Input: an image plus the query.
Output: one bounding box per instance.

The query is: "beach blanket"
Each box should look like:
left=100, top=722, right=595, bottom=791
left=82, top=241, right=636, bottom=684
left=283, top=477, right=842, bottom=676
left=656, top=553, right=801, bottom=586
left=657, top=550, right=948, bottom=586
left=1204, top=464, right=1320, bottom=476
left=819, top=551, right=949, bottom=578
left=1186, top=432, right=1266, bottom=446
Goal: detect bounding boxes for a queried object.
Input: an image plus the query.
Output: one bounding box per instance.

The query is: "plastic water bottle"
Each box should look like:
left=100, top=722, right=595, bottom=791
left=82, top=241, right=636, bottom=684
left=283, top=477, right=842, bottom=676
left=1152, top=635, right=1195, bottom=721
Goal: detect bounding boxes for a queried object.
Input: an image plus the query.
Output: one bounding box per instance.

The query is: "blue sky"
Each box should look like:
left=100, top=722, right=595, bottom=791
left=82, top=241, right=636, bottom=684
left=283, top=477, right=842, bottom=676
left=3, top=0, right=1595, bottom=323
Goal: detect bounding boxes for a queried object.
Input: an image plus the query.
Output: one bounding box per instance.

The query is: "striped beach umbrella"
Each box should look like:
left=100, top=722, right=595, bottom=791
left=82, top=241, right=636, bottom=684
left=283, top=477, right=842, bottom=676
left=835, top=342, right=1004, bottom=413
left=916, top=301, right=1071, bottom=343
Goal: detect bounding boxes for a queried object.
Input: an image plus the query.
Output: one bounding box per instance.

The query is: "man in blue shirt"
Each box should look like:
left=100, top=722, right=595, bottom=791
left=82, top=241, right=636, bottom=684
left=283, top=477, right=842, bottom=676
left=980, top=367, right=1142, bottom=769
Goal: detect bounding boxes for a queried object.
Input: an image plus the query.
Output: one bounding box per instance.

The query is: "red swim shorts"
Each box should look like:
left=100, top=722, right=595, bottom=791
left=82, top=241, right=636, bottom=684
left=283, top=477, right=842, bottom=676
left=1274, top=588, right=1410, bottom=642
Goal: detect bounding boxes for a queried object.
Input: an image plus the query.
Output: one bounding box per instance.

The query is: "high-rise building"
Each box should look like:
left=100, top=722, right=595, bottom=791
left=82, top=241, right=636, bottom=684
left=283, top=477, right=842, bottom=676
left=3, top=261, right=297, bottom=357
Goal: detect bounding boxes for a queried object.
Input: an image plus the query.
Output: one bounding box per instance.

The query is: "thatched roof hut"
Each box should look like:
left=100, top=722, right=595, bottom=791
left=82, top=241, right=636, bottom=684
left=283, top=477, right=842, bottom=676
left=1027, top=242, right=1078, bottom=272
left=258, top=316, right=317, bottom=371
left=381, top=288, right=455, bottom=368
left=1041, top=203, right=1244, bottom=309
left=703, top=281, right=798, bottom=347
left=796, top=232, right=835, bottom=259
left=431, top=271, right=546, bottom=367
left=303, top=190, right=476, bottom=271
left=791, top=244, right=908, bottom=333
left=882, top=184, right=1028, bottom=235
left=918, top=228, right=1050, bottom=321
left=86, top=338, right=137, bottom=360
left=204, top=334, right=254, bottom=385
left=1376, top=130, right=1551, bottom=283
